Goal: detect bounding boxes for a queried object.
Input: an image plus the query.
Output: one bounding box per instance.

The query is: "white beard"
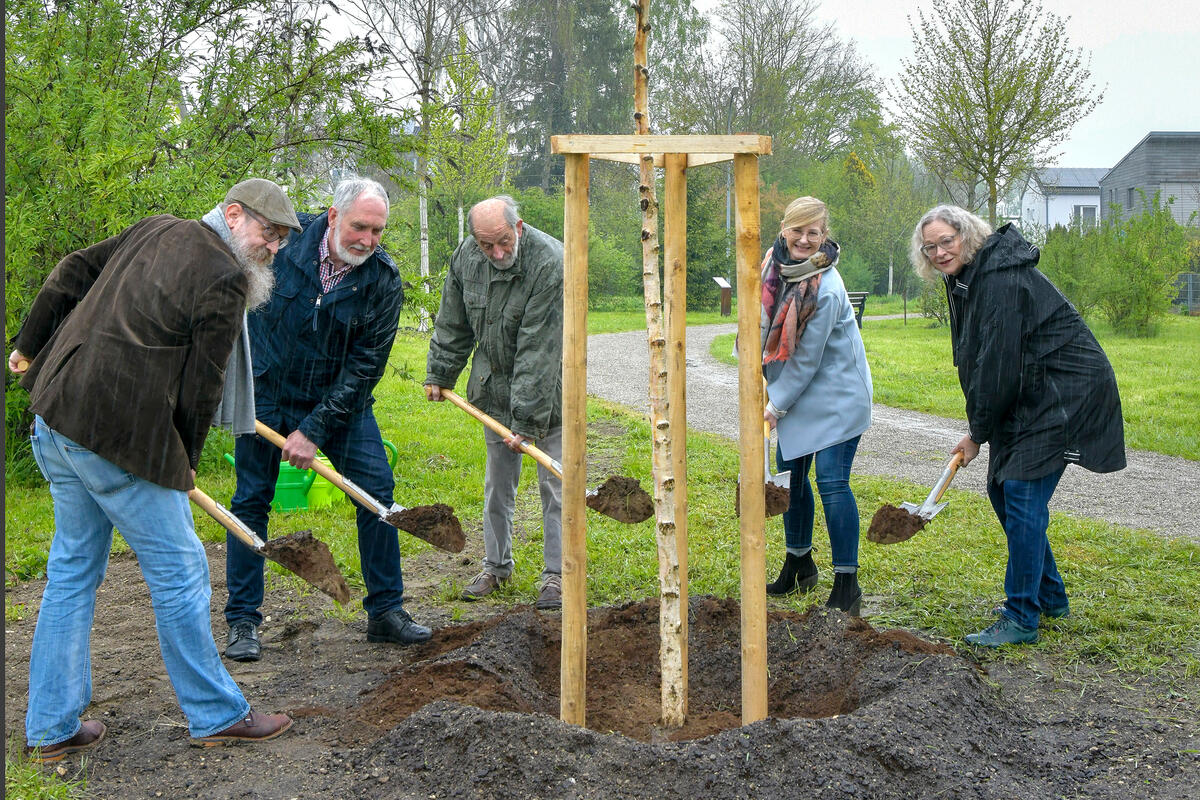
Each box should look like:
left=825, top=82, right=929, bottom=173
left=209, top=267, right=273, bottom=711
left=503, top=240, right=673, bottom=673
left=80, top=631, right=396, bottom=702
left=487, top=230, right=521, bottom=270
left=229, top=231, right=277, bottom=309
left=332, top=227, right=371, bottom=267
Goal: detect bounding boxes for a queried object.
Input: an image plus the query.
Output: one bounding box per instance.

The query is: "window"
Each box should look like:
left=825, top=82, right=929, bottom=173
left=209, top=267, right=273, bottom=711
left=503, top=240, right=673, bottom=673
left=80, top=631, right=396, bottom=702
left=1127, top=187, right=1136, bottom=209
left=1073, top=205, right=1098, bottom=227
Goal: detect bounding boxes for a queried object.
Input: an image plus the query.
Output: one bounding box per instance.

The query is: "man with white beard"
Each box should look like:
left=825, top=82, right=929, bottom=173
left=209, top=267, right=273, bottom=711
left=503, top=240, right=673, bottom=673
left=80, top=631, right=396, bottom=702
left=9, top=178, right=301, bottom=761
left=223, top=177, right=431, bottom=662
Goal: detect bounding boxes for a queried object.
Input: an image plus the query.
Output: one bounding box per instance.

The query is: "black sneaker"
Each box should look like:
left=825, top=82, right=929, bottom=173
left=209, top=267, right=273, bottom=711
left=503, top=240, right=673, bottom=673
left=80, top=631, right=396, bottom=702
left=225, top=619, right=261, bottom=662
left=367, top=607, right=432, bottom=645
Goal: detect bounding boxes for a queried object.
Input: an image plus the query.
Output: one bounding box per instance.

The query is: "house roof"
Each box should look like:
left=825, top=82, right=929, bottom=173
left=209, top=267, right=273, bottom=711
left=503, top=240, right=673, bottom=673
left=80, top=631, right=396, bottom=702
left=1034, top=168, right=1108, bottom=191
left=1101, top=131, right=1200, bottom=183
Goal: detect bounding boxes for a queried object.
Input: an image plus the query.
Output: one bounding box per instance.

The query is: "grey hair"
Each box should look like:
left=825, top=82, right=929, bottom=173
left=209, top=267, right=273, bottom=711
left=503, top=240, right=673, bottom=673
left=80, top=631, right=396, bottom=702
left=467, top=195, right=520, bottom=237
left=332, top=177, right=390, bottom=214
left=909, top=205, right=993, bottom=281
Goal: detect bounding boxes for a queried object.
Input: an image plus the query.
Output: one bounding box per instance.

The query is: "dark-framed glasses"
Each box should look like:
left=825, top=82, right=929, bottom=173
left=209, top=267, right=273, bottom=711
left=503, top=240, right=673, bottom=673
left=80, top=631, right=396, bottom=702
left=920, top=233, right=958, bottom=258
left=244, top=208, right=289, bottom=248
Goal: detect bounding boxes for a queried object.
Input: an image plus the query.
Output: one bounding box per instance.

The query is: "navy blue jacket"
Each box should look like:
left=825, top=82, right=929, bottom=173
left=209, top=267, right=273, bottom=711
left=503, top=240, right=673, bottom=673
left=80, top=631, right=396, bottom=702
left=248, top=211, right=403, bottom=447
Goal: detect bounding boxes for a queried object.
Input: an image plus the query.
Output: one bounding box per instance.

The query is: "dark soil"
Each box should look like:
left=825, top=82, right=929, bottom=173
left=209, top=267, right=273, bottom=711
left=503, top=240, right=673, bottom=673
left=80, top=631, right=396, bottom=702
left=260, top=530, right=351, bottom=604
left=385, top=503, right=465, bottom=552
left=5, top=544, right=1198, bottom=800
left=735, top=480, right=791, bottom=518
left=866, top=503, right=928, bottom=544
left=585, top=475, right=654, bottom=523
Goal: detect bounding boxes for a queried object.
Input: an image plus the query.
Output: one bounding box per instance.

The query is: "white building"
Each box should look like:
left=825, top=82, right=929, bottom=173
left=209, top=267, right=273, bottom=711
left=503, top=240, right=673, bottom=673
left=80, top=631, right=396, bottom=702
left=1020, top=168, right=1108, bottom=230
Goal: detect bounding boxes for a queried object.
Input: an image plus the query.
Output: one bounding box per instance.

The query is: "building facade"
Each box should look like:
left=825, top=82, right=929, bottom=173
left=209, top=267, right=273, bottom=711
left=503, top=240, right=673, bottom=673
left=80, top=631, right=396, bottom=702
left=1100, top=132, right=1200, bottom=226
left=1020, top=167, right=1108, bottom=230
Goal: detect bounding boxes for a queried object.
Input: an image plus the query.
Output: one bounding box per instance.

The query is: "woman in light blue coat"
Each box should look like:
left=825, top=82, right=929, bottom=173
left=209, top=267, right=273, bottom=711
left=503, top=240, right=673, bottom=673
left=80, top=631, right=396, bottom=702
left=761, top=196, right=873, bottom=614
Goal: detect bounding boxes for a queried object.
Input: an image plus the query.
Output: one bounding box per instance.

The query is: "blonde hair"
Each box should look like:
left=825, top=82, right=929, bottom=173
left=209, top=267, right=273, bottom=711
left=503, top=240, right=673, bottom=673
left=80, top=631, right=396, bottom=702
left=909, top=205, right=993, bottom=281
left=779, top=196, right=830, bottom=237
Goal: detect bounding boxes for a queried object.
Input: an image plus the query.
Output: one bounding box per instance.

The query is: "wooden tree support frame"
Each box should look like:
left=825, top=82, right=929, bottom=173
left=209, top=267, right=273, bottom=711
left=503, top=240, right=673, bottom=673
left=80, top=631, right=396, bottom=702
left=552, top=133, right=772, bottom=728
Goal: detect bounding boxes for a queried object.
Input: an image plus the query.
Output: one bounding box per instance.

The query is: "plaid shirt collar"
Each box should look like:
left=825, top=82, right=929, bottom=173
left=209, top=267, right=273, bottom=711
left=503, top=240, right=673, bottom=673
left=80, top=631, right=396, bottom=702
left=318, top=228, right=357, bottom=293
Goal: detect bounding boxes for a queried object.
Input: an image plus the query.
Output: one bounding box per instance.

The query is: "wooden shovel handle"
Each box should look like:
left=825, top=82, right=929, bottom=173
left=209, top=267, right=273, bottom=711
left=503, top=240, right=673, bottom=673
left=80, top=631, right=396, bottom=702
left=930, top=451, right=965, bottom=504
left=440, top=389, right=564, bottom=480
left=188, top=486, right=266, bottom=551
left=253, top=420, right=387, bottom=515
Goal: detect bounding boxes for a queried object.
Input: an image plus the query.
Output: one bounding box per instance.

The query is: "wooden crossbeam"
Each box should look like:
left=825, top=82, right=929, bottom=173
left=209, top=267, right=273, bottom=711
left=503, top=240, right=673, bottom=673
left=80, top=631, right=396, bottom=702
left=586, top=152, right=739, bottom=168
left=551, top=134, right=771, bottom=155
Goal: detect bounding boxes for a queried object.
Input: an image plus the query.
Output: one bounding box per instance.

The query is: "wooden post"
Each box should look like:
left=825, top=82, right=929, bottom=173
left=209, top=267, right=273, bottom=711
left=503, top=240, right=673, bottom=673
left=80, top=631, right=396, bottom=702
left=561, top=152, right=590, bottom=727
left=733, top=152, right=767, bottom=725
left=663, top=151, right=688, bottom=723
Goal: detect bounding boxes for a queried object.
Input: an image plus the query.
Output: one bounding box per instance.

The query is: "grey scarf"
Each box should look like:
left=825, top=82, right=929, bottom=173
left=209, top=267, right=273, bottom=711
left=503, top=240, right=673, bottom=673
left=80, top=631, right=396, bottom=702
left=202, top=206, right=256, bottom=437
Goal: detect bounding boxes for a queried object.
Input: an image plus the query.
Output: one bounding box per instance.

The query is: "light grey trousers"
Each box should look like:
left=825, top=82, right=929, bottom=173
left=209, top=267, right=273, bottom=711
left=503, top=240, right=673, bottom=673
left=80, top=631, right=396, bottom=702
left=482, top=426, right=563, bottom=580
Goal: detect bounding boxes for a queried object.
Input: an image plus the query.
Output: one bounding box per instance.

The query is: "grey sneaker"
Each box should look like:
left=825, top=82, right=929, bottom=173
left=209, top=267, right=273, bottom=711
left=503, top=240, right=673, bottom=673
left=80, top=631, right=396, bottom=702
left=536, top=574, right=562, bottom=610
left=461, top=571, right=504, bottom=601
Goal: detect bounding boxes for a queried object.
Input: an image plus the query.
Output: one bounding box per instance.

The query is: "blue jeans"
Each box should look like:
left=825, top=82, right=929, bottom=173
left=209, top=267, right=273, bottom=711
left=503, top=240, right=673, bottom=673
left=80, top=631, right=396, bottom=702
left=26, top=418, right=249, bottom=745
left=778, top=436, right=862, bottom=571
left=988, top=468, right=1068, bottom=630
left=226, top=404, right=404, bottom=625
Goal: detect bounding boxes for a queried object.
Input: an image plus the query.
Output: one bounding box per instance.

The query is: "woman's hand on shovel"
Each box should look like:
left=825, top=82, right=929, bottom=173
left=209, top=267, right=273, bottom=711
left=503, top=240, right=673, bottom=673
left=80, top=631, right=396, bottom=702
left=951, top=435, right=980, bottom=467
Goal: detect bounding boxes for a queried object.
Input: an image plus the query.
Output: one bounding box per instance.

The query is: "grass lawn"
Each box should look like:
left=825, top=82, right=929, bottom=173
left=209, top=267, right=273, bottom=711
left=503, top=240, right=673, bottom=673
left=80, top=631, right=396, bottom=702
left=710, top=313, right=1200, bottom=461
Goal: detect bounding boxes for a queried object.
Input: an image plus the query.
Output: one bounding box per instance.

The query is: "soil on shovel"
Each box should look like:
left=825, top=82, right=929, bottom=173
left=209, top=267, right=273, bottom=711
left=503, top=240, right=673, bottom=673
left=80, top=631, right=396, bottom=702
left=866, top=502, right=928, bottom=544
left=5, top=544, right=1198, bottom=799
left=260, top=530, right=351, bottom=604
left=585, top=475, right=655, bottom=523
left=385, top=503, right=466, bottom=552
left=735, top=480, right=791, bottom=517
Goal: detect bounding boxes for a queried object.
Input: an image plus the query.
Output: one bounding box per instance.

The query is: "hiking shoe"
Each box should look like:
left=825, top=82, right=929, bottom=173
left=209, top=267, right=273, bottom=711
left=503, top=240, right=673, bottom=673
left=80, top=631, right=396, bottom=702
left=367, top=607, right=432, bottom=645
left=993, top=603, right=1070, bottom=619
left=461, top=571, right=505, bottom=601
left=225, top=619, right=261, bottom=662
left=193, top=711, right=292, bottom=746
left=536, top=574, right=562, bottom=610
left=26, top=720, right=106, bottom=763
left=965, top=616, right=1038, bottom=647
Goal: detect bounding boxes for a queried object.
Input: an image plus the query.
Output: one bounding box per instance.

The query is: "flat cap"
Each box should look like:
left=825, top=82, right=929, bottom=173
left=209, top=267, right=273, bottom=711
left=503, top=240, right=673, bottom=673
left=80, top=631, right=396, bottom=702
left=225, top=178, right=302, bottom=231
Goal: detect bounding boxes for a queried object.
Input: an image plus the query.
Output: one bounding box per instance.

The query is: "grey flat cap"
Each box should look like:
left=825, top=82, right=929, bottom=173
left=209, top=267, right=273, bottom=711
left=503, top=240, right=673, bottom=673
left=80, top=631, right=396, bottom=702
left=225, top=178, right=302, bottom=231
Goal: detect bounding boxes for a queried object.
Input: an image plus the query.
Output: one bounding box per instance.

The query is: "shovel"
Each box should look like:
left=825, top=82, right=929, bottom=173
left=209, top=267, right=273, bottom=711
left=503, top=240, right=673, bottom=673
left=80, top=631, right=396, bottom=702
left=736, top=381, right=791, bottom=518
left=253, top=420, right=466, bottom=552
left=867, top=452, right=964, bottom=544
left=438, top=389, right=654, bottom=524
left=188, top=486, right=351, bottom=604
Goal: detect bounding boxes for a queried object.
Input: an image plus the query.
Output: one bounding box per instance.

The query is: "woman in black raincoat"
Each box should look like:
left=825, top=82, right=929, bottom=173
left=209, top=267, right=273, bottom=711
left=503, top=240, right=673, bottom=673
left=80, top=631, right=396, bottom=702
left=910, top=206, right=1125, bottom=646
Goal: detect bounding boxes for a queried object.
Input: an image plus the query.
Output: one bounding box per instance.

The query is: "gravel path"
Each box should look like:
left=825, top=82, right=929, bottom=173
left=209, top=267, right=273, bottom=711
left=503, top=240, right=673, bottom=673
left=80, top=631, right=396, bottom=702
left=588, top=323, right=1199, bottom=542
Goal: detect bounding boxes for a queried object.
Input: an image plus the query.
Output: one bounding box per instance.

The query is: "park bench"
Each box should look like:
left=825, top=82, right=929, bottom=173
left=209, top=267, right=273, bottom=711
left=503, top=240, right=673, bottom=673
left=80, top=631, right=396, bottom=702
left=847, top=291, right=869, bottom=328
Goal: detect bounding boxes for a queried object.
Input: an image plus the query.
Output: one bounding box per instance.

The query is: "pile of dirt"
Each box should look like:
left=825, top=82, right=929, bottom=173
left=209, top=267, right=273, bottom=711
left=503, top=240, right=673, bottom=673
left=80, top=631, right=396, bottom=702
left=260, top=530, right=351, bottom=604
left=6, top=544, right=1198, bottom=800
left=585, top=475, right=655, bottom=523
left=385, top=502, right=465, bottom=551
left=735, top=481, right=791, bottom=517
left=866, top=503, right=928, bottom=544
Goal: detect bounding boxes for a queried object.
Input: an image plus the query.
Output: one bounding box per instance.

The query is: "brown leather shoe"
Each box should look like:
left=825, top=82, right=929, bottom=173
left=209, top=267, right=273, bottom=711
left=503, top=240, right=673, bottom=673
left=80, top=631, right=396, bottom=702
left=536, top=574, right=562, bottom=610
left=461, top=571, right=505, bottom=601
left=193, top=711, right=293, bottom=746
left=26, top=720, right=106, bottom=763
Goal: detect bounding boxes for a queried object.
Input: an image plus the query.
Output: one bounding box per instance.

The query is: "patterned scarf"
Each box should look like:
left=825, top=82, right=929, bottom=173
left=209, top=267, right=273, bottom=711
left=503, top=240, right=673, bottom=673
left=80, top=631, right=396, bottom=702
left=760, top=237, right=839, bottom=364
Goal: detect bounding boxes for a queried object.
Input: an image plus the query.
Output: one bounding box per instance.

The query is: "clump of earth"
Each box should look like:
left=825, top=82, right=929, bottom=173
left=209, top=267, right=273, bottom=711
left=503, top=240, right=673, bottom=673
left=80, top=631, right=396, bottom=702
left=866, top=502, right=928, bottom=544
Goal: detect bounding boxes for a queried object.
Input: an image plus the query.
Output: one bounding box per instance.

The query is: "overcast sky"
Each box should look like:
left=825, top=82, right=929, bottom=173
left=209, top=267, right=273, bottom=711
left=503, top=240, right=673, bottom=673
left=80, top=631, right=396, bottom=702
left=809, top=0, right=1200, bottom=168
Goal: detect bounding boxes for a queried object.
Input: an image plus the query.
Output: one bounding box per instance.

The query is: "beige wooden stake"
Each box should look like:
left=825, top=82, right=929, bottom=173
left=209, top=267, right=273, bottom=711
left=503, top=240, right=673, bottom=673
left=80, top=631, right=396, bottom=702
left=561, top=152, right=590, bottom=727
left=633, top=0, right=684, bottom=729
left=733, top=152, right=767, bottom=725
left=663, top=151, right=689, bottom=720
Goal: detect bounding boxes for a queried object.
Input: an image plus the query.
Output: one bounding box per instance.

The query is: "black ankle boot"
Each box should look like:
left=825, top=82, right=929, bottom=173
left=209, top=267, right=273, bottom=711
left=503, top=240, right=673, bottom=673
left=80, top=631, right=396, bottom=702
left=825, top=572, right=862, bottom=616
left=766, top=551, right=819, bottom=596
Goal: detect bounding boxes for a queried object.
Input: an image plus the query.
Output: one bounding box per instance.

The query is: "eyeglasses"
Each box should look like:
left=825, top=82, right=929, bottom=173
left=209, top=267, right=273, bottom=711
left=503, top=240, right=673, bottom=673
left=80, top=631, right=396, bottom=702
left=244, top=208, right=289, bottom=248
left=920, top=233, right=958, bottom=258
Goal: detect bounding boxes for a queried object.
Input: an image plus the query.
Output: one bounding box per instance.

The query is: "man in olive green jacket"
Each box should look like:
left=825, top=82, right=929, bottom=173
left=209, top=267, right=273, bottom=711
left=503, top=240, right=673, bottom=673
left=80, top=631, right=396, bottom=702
left=425, top=195, right=564, bottom=610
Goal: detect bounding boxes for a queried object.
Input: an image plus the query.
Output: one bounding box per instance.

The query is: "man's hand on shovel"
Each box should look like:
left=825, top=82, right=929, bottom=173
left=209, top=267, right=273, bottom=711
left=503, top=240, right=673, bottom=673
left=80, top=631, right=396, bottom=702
left=951, top=435, right=980, bottom=467
left=282, top=430, right=318, bottom=469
